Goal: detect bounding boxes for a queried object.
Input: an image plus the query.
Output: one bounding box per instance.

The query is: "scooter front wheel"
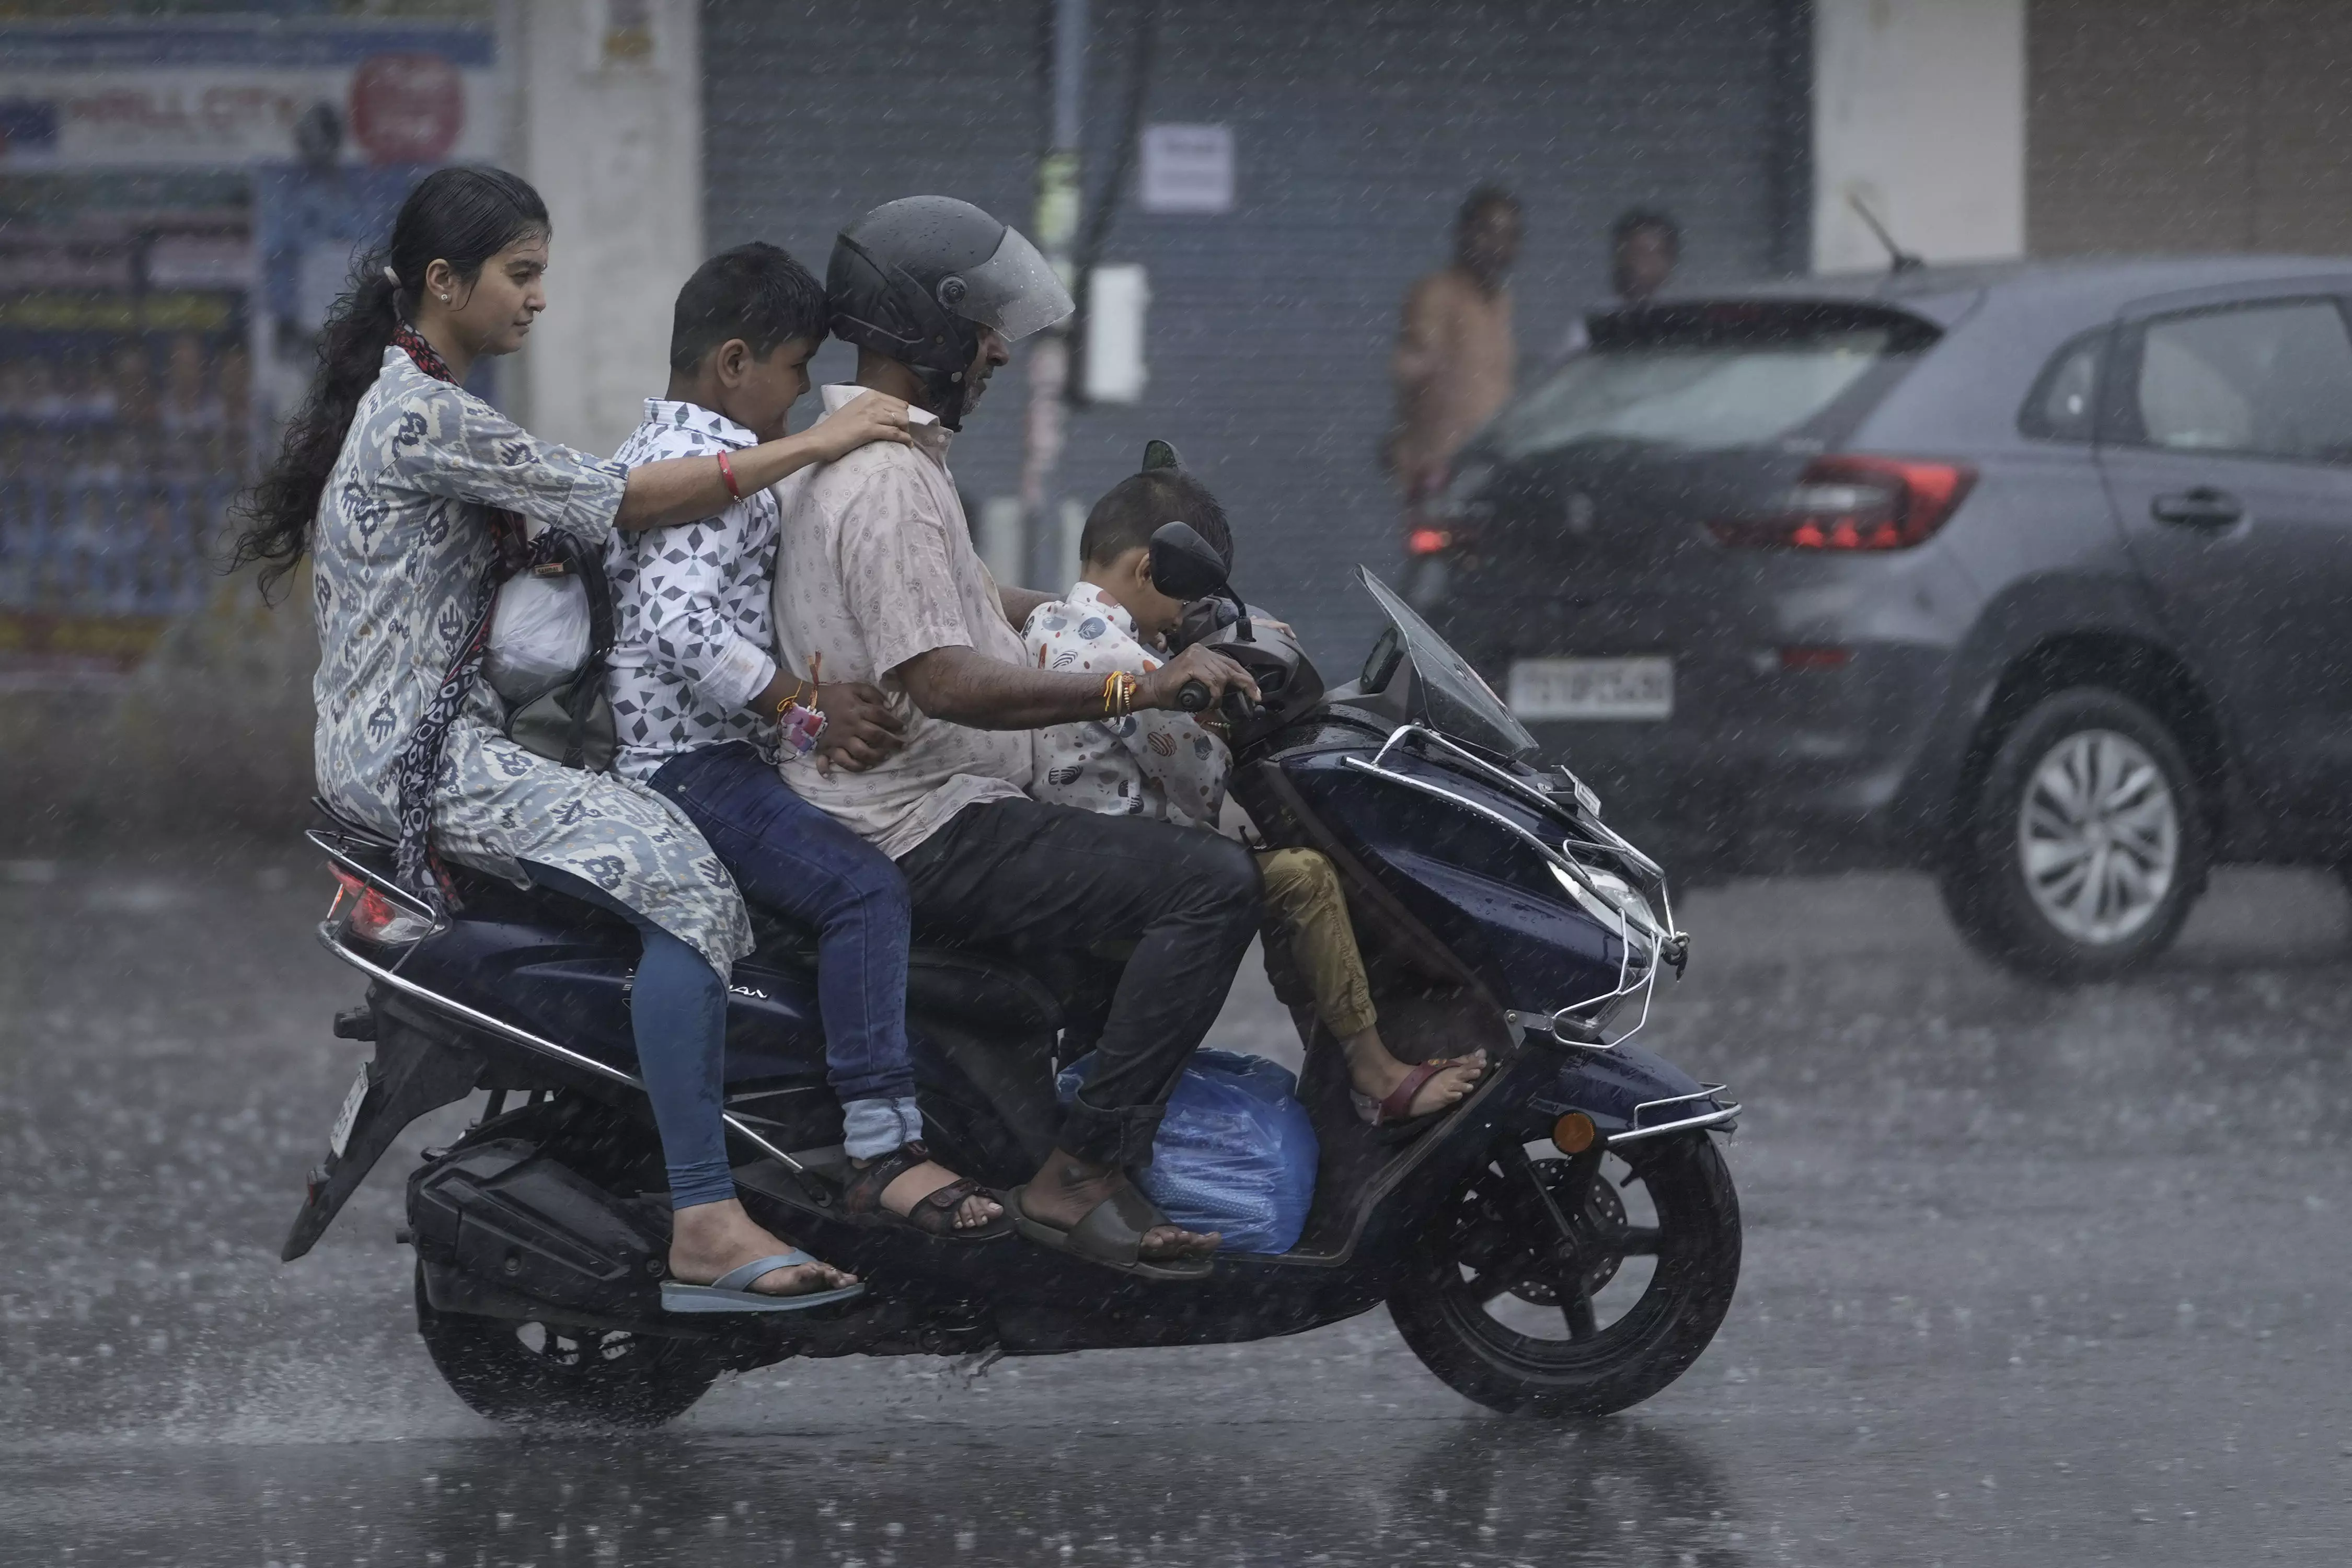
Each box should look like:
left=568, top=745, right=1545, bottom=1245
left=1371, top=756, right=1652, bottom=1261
left=1389, top=1131, right=1739, bottom=1417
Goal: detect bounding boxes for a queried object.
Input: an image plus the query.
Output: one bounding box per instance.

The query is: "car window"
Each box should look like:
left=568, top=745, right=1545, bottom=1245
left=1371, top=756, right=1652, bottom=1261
left=2019, top=330, right=2105, bottom=442
left=2130, top=299, right=2352, bottom=463
left=1488, top=305, right=1935, bottom=461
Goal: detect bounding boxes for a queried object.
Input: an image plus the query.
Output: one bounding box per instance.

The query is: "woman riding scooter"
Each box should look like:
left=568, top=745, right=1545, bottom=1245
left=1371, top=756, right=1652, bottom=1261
left=232, top=166, right=914, bottom=1310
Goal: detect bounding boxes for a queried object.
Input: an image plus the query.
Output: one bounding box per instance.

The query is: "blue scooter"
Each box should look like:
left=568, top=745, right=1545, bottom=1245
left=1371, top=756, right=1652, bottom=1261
left=285, top=531, right=1740, bottom=1425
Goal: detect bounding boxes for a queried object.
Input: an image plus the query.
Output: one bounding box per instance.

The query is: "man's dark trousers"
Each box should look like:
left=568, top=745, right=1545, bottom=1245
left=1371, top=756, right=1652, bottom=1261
left=894, top=799, right=1261, bottom=1168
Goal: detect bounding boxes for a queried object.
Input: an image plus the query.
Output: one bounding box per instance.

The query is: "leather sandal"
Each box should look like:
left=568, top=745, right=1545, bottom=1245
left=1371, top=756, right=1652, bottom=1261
left=1006, top=1181, right=1215, bottom=1281
left=841, top=1141, right=1012, bottom=1240
left=1350, top=1055, right=1484, bottom=1138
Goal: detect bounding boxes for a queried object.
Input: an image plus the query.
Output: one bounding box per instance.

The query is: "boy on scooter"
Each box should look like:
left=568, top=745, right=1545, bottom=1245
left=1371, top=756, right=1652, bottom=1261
left=1021, top=452, right=1485, bottom=1129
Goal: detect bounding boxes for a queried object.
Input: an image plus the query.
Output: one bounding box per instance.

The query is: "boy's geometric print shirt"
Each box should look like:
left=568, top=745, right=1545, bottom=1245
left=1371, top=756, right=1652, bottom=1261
left=605, top=398, right=782, bottom=781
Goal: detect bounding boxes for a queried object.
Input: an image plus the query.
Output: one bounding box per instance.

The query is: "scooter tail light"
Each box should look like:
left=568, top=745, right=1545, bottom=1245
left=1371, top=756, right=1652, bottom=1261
left=1709, top=455, right=1977, bottom=551
left=330, top=868, right=434, bottom=947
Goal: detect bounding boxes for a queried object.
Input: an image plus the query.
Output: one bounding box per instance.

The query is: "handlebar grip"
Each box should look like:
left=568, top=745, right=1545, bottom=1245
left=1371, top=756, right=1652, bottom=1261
left=1176, top=678, right=1212, bottom=712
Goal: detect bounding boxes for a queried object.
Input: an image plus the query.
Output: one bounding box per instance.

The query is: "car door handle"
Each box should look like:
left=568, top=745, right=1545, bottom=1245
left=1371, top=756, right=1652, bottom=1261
left=2150, top=487, right=2245, bottom=528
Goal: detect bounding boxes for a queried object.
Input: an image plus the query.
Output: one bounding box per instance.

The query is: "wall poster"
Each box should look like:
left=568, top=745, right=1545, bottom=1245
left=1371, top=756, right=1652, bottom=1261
left=0, top=5, right=500, bottom=686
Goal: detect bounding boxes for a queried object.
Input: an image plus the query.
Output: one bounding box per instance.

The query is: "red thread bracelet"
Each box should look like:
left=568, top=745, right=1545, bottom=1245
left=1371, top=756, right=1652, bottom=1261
left=716, top=450, right=742, bottom=502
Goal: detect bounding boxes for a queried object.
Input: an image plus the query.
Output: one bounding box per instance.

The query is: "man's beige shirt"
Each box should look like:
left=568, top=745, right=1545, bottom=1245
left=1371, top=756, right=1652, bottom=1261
left=770, top=384, right=1032, bottom=860
left=1391, top=266, right=1515, bottom=482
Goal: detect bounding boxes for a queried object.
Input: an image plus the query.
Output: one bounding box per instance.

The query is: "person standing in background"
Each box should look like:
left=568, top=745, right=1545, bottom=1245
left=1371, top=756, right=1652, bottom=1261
left=1387, top=186, right=1521, bottom=540
left=1557, top=208, right=1680, bottom=359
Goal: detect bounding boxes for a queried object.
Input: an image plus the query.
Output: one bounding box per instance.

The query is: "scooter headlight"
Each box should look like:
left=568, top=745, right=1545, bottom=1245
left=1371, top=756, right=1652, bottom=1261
left=1550, top=860, right=1661, bottom=954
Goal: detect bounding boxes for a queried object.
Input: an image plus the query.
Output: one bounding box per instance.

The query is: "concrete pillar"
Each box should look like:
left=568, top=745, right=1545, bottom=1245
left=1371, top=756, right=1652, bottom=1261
left=509, top=0, right=702, bottom=455
left=1812, top=0, right=2025, bottom=273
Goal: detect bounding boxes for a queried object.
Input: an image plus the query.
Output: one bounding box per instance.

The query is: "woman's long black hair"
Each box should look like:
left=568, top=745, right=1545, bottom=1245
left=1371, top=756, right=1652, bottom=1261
left=232, top=165, right=550, bottom=601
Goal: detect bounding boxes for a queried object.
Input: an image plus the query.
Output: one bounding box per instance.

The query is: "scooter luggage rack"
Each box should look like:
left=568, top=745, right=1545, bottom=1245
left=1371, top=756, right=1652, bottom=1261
left=313, top=918, right=814, bottom=1181
left=1610, top=1084, right=1742, bottom=1145
left=1347, top=725, right=1682, bottom=1053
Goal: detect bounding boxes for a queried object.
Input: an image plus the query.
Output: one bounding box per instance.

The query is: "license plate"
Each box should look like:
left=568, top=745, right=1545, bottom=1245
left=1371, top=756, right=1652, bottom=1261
left=328, top=1065, right=372, bottom=1158
left=1508, top=656, right=1674, bottom=721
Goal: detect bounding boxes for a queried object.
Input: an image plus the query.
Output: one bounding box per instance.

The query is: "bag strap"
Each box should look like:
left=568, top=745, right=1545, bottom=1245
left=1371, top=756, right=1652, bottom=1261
left=541, top=531, right=616, bottom=771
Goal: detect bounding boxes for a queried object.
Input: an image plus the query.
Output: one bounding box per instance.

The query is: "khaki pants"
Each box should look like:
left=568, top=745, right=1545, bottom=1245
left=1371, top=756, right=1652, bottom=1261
left=1256, top=847, right=1377, bottom=1040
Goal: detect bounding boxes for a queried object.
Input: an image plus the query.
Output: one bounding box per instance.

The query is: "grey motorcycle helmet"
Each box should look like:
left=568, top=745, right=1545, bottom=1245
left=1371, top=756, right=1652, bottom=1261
left=826, top=195, right=1074, bottom=431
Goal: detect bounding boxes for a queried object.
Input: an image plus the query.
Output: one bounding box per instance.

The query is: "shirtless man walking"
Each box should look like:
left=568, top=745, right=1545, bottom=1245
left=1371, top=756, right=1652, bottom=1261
left=1388, top=186, right=1522, bottom=550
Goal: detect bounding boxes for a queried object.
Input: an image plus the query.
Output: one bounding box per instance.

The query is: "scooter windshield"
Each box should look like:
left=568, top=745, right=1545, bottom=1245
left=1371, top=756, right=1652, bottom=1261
left=1358, top=568, right=1539, bottom=760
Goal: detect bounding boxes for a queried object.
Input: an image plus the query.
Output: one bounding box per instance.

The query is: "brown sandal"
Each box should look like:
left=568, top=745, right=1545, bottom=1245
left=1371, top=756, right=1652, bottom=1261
left=841, top=1142, right=1012, bottom=1240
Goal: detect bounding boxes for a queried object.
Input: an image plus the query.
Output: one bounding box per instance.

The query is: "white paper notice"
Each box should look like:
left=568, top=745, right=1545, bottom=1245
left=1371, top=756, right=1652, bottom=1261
left=1140, top=124, right=1235, bottom=214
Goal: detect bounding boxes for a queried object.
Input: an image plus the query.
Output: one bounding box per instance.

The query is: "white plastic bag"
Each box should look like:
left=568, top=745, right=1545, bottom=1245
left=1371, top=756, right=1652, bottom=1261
left=483, top=568, right=592, bottom=703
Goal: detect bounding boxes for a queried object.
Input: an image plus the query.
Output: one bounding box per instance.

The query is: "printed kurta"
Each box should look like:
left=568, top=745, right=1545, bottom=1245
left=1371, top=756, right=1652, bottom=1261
left=310, top=347, right=753, bottom=973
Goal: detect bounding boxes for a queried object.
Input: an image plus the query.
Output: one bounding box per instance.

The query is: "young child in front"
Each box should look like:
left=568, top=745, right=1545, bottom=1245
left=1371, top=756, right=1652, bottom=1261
left=1021, top=457, right=1485, bottom=1127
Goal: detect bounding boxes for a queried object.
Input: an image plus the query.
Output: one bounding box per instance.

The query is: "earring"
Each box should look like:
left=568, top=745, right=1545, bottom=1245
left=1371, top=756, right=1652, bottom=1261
left=439, top=294, right=451, bottom=303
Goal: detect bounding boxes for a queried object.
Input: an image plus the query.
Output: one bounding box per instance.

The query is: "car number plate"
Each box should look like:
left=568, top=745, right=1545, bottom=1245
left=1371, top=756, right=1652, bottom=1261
left=328, top=1065, right=372, bottom=1158
left=1508, top=656, right=1674, bottom=721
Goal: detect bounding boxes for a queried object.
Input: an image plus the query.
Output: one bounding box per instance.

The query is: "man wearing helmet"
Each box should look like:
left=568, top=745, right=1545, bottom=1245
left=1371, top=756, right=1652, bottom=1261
left=770, top=197, right=1263, bottom=1278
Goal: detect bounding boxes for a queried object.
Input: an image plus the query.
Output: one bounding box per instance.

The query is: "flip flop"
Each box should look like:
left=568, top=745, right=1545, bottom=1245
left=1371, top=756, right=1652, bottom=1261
left=841, top=1141, right=1014, bottom=1241
left=1350, top=1056, right=1484, bottom=1140
left=1006, top=1182, right=1215, bottom=1281
left=660, top=1250, right=866, bottom=1314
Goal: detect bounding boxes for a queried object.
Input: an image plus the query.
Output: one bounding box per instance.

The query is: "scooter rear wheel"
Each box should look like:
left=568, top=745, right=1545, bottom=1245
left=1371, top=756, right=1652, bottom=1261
left=1389, top=1131, right=1739, bottom=1417
left=413, top=1265, right=723, bottom=1427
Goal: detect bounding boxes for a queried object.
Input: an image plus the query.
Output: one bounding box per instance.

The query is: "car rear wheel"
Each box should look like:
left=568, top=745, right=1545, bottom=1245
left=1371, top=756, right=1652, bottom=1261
left=1943, top=687, right=2207, bottom=982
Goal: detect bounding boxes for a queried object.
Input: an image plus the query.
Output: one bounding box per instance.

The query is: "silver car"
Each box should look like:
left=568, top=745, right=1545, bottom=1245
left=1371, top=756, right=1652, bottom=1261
left=1417, top=257, right=2352, bottom=981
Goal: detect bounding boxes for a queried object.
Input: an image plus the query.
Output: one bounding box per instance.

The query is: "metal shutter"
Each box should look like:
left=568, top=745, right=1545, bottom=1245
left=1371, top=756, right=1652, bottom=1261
left=2029, top=0, right=2352, bottom=257
left=704, top=0, right=1808, bottom=662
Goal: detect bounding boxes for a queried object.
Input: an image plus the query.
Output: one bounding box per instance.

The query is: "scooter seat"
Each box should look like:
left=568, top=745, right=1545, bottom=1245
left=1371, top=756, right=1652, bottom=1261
left=907, top=947, right=1063, bottom=1037
left=744, top=902, right=1060, bottom=1037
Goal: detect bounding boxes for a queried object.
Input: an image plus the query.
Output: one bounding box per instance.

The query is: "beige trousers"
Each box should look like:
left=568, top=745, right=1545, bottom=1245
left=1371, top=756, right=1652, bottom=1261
left=1256, top=847, right=1378, bottom=1039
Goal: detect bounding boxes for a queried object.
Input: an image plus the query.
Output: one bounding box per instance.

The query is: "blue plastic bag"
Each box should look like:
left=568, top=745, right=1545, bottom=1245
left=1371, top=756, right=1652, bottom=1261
left=1056, top=1048, right=1319, bottom=1255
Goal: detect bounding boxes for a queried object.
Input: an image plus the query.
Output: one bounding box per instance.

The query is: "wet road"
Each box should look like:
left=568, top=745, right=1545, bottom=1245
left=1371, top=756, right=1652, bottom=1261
left=4, top=851, right=2351, bottom=1565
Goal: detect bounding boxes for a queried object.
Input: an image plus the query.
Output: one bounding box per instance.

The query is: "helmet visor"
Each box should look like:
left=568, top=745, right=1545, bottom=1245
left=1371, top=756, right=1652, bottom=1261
left=951, top=225, right=1074, bottom=343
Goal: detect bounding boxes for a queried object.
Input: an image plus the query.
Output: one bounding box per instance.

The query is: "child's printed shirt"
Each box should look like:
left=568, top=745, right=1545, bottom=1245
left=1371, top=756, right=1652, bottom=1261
left=605, top=399, right=782, bottom=782
left=1021, top=582, right=1230, bottom=826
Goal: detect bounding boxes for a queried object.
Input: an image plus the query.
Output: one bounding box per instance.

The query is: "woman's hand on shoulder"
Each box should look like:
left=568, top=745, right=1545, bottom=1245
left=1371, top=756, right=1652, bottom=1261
left=804, top=393, right=914, bottom=465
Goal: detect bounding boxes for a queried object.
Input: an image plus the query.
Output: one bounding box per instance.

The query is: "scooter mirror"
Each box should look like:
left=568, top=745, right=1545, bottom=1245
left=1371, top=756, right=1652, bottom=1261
left=1148, top=521, right=1229, bottom=603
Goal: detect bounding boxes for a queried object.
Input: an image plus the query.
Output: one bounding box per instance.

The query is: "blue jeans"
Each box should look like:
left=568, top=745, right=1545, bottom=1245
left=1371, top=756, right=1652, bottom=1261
left=521, top=861, right=735, bottom=1210
left=650, top=743, right=922, bottom=1160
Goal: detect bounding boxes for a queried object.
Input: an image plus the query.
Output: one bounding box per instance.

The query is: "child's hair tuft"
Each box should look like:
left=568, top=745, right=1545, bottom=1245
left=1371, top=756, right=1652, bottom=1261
left=1079, top=467, right=1233, bottom=574
left=668, top=242, right=827, bottom=373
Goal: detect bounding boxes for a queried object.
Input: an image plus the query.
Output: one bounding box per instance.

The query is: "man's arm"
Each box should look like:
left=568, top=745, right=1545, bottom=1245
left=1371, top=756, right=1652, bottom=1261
left=998, top=582, right=1054, bottom=630
left=895, top=642, right=1255, bottom=731
left=837, top=462, right=1259, bottom=731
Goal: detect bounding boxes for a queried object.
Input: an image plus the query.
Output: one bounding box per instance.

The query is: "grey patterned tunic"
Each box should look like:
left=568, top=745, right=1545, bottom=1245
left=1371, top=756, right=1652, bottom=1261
left=310, top=348, right=753, bottom=974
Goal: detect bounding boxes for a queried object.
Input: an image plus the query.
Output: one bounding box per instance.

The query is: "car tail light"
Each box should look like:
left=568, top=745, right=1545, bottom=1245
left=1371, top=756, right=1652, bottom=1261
left=1709, top=456, right=1976, bottom=551
left=1406, top=526, right=1459, bottom=556
left=329, top=868, right=435, bottom=947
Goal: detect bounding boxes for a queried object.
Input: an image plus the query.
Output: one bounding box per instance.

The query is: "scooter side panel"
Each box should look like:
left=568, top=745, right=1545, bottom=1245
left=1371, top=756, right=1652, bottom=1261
left=1276, top=750, right=1628, bottom=1013
left=1532, top=1039, right=1714, bottom=1138
left=398, top=916, right=833, bottom=1083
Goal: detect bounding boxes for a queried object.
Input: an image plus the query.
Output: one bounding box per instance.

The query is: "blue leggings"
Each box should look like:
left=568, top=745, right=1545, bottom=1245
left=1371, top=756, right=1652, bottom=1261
left=523, top=861, right=734, bottom=1210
